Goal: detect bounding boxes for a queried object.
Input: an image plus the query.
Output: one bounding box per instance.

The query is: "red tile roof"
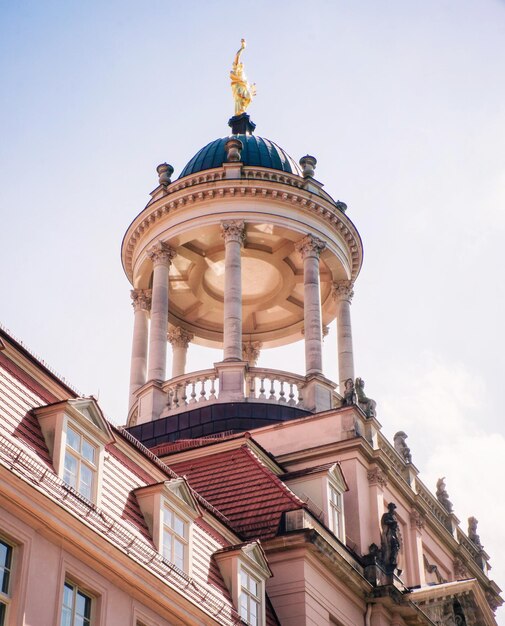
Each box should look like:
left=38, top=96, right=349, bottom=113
left=170, top=445, right=305, bottom=540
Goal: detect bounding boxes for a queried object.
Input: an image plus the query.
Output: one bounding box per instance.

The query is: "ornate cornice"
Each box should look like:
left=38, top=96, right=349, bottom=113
left=121, top=177, right=362, bottom=283
left=221, top=220, right=245, bottom=245
left=295, top=234, right=326, bottom=260
left=331, top=281, right=354, bottom=303
left=147, top=241, right=176, bottom=266
left=130, top=289, right=152, bottom=312
left=167, top=326, right=194, bottom=349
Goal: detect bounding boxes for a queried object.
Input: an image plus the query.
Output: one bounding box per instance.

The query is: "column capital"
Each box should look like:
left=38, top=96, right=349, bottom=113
left=295, top=234, right=326, bottom=259
left=147, top=241, right=176, bottom=266
left=242, top=341, right=262, bottom=366
left=221, top=220, right=245, bottom=245
left=332, top=280, right=354, bottom=303
left=167, top=326, right=194, bottom=349
left=130, top=289, right=152, bottom=312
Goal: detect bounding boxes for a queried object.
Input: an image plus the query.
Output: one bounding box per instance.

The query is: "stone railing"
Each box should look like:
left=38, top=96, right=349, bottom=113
left=162, top=366, right=310, bottom=415
left=246, top=367, right=305, bottom=406
left=163, top=368, right=218, bottom=411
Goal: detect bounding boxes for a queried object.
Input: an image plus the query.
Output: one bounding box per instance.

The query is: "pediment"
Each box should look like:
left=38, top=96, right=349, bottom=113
left=328, top=462, right=348, bottom=492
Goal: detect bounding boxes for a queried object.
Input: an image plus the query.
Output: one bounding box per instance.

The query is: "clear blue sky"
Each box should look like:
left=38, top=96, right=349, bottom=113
left=1, top=1, right=504, bottom=619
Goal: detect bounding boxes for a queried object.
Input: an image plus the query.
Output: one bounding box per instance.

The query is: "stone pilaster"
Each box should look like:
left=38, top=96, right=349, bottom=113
left=221, top=221, right=245, bottom=361
left=147, top=241, right=176, bottom=381
left=128, top=289, right=151, bottom=408
left=332, top=280, right=355, bottom=392
left=167, top=326, right=194, bottom=378
left=295, top=234, right=326, bottom=376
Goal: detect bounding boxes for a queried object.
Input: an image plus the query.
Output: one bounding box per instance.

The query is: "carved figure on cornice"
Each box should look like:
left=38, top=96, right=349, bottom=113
left=295, top=234, right=326, bottom=259
left=130, top=289, right=152, bottom=312
left=355, top=377, right=377, bottom=419
left=167, top=327, right=194, bottom=349
left=147, top=241, right=176, bottom=266
left=486, top=590, right=500, bottom=613
left=221, top=220, right=245, bottom=245
left=380, top=502, right=402, bottom=574
left=242, top=341, right=262, bottom=366
left=367, top=467, right=387, bottom=489
left=393, top=431, right=412, bottom=464
left=453, top=556, right=469, bottom=580
left=342, top=378, right=356, bottom=407
left=468, top=516, right=482, bottom=548
left=436, top=477, right=454, bottom=513
left=331, top=281, right=354, bottom=303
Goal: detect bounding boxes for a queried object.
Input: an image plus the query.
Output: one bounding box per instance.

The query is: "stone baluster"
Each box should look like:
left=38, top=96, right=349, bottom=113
left=167, top=327, right=194, bottom=378
left=332, top=281, right=355, bottom=392
left=295, top=234, right=326, bottom=376
left=128, top=289, right=151, bottom=408
left=221, top=221, right=245, bottom=361
left=147, top=241, right=176, bottom=381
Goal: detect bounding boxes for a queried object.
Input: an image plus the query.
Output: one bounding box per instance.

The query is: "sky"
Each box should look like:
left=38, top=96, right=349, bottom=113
left=1, top=0, right=504, bottom=620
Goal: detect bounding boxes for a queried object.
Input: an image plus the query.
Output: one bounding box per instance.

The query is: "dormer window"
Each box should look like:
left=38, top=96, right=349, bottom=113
left=34, top=397, right=114, bottom=507
left=64, top=425, right=97, bottom=501
left=214, top=541, right=272, bottom=626
left=134, top=478, right=201, bottom=576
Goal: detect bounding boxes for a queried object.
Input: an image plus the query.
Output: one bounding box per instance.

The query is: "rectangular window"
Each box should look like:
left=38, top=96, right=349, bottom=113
left=0, top=540, right=12, bottom=626
left=61, top=581, right=91, bottom=626
left=239, top=568, right=261, bottom=626
left=162, top=506, right=188, bottom=572
left=63, top=425, right=97, bottom=501
left=329, top=484, right=342, bottom=538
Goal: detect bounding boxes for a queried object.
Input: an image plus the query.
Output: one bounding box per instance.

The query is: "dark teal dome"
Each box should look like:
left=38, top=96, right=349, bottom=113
left=179, top=134, right=302, bottom=179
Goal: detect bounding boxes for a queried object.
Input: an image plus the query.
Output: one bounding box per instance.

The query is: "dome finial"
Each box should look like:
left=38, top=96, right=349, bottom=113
left=230, top=39, right=256, bottom=116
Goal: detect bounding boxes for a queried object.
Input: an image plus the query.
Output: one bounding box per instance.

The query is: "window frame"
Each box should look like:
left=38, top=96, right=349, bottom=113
left=63, top=423, right=99, bottom=502
left=328, top=481, right=343, bottom=539
left=61, top=580, right=93, bottom=626
left=239, top=565, right=262, bottom=626
left=161, top=500, right=190, bottom=573
left=0, top=539, right=13, bottom=626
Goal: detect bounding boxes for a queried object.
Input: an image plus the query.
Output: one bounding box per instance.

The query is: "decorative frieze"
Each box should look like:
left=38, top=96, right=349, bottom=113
left=221, top=220, right=245, bottom=245
left=130, top=289, right=152, bottom=312
left=295, top=234, right=326, bottom=259
left=147, top=241, right=176, bottom=266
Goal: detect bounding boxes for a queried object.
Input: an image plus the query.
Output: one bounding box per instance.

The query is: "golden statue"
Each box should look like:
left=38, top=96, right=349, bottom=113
left=230, top=39, right=256, bottom=116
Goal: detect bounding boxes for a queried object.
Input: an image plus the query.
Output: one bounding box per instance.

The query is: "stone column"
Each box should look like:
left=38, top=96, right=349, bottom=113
left=128, top=289, right=151, bottom=408
left=167, top=327, right=194, bottom=378
left=332, top=281, right=355, bottom=392
left=147, top=241, right=176, bottom=381
left=295, top=234, right=326, bottom=376
left=221, top=221, right=245, bottom=361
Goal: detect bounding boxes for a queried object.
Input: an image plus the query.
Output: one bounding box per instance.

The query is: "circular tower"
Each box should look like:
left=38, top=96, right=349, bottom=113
left=122, top=51, right=363, bottom=432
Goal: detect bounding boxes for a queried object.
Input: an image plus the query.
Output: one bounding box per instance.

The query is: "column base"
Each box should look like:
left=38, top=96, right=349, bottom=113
left=135, top=380, right=167, bottom=424
left=303, top=374, right=337, bottom=413
left=214, top=360, right=248, bottom=402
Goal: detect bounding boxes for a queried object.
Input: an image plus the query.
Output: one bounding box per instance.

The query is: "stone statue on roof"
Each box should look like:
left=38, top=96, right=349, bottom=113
left=468, top=516, right=483, bottom=548
left=436, top=477, right=454, bottom=513
left=393, top=431, right=412, bottom=464
left=230, top=39, right=256, bottom=116
left=355, top=377, right=377, bottom=418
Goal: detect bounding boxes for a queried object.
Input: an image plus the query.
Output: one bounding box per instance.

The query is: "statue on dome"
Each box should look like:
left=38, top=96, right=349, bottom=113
left=230, top=39, right=256, bottom=116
